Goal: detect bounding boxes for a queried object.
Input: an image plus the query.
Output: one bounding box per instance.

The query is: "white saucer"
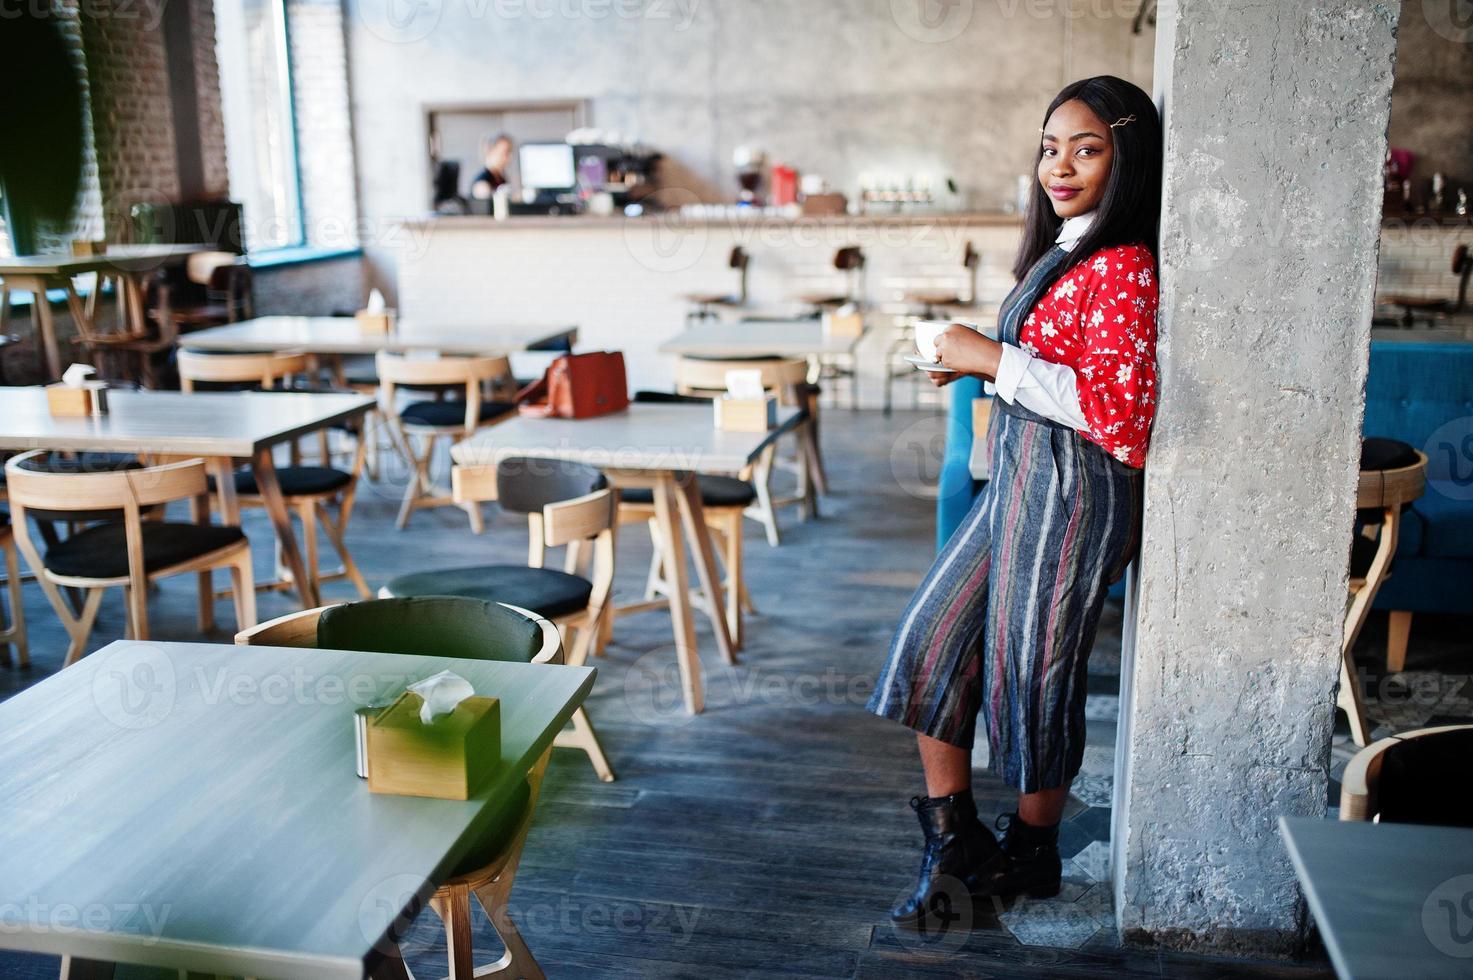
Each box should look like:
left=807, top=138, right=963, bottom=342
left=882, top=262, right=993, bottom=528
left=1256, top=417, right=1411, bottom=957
left=904, top=355, right=956, bottom=373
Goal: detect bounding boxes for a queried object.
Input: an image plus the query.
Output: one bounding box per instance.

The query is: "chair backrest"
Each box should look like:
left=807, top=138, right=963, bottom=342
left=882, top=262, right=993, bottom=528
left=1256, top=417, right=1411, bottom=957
left=676, top=356, right=809, bottom=404
left=186, top=251, right=239, bottom=287
left=730, top=246, right=750, bottom=302
left=834, top=246, right=864, bottom=270
left=5, top=450, right=210, bottom=515
left=177, top=350, right=310, bottom=391
left=1453, top=243, right=1471, bottom=310
left=453, top=456, right=615, bottom=568
left=1340, top=725, right=1473, bottom=824
left=375, top=352, right=512, bottom=430
left=236, top=596, right=561, bottom=665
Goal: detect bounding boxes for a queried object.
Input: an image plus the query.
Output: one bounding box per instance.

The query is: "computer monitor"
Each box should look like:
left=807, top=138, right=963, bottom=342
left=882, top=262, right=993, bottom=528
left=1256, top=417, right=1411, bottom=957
left=518, top=143, right=576, bottom=192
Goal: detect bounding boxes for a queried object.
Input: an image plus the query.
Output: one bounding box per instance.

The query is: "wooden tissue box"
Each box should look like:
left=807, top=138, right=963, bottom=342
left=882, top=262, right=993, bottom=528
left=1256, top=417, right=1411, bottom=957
left=714, top=395, right=776, bottom=433
left=70, top=239, right=107, bottom=257
left=366, top=691, right=501, bottom=800
left=45, top=382, right=107, bottom=417
left=823, top=310, right=864, bottom=338
left=356, top=310, right=396, bottom=334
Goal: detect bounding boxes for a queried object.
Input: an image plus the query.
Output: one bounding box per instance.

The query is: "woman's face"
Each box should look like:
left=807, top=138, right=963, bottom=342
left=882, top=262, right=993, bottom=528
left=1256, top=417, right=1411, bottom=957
left=1038, top=99, right=1113, bottom=219
left=486, top=138, right=513, bottom=172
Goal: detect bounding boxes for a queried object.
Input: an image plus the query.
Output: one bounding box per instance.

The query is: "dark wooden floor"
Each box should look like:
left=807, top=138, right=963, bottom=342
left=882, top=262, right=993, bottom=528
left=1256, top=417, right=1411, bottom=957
left=0, top=408, right=1344, bottom=978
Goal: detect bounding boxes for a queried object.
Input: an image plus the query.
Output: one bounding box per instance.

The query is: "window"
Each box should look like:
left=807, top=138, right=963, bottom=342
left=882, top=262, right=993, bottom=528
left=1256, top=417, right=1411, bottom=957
left=214, top=0, right=304, bottom=251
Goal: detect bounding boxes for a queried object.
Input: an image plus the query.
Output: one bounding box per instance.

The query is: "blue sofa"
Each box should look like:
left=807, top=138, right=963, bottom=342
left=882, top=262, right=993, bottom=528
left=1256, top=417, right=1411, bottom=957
left=1360, top=340, right=1473, bottom=620
left=934, top=340, right=1473, bottom=623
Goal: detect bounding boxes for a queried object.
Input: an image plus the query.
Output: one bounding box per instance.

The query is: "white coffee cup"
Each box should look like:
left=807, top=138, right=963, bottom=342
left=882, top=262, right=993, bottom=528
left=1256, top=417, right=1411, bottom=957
left=914, top=319, right=994, bottom=361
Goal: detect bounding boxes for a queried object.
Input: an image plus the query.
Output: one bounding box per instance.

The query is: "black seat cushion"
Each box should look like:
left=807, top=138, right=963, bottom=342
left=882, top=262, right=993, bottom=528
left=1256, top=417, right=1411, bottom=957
left=633, top=390, right=711, bottom=405
left=400, top=399, right=516, bottom=428
left=1361, top=437, right=1419, bottom=472
left=384, top=565, right=593, bottom=619
left=1358, top=438, right=1421, bottom=526
left=44, top=522, right=245, bottom=579
left=620, top=474, right=757, bottom=508
left=1377, top=728, right=1473, bottom=826
left=234, top=466, right=352, bottom=497
left=317, top=596, right=546, bottom=663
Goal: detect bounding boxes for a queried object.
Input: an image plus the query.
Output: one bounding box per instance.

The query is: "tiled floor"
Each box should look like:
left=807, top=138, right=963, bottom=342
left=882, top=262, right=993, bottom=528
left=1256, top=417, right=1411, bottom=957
left=2, top=405, right=1436, bottom=977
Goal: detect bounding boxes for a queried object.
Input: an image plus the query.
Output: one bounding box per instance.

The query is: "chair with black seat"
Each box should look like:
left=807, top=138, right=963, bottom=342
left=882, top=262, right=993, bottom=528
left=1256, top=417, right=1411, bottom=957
left=377, top=351, right=516, bottom=532
left=675, top=355, right=822, bottom=543
left=0, top=510, right=26, bottom=667
left=1379, top=244, right=1470, bottom=328
left=794, top=245, right=865, bottom=313
left=1340, top=724, right=1473, bottom=825
left=236, top=596, right=561, bottom=980
left=379, top=457, right=615, bottom=782
left=178, top=349, right=372, bottom=601
left=682, top=246, right=750, bottom=322
left=618, top=391, right=759, bottom=649
left=5, top=451, right=256, bottom=664
left=1340, top=437, right=1428, bottom=746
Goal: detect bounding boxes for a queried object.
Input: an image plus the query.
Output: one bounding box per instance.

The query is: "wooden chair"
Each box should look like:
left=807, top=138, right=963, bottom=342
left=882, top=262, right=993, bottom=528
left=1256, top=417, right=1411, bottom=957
left=795, top=245, right=865, bottom=311
left=0, top=512, right=26, bottom=668
left=682, top=245, right=750, bottom=321
left=904, top=241, right=980, bottom=316
left=676, top=355, right=823, bottom=543
left=1339, top=439, right=1427, bottom=746
left=1380, top=244, right=1470, bottom=327
left=376, top=351, right=516, bottom=532
left=5, top=451, right=256, bottom=664
left=379, top=456, right=616, bottom=782
left=1340, top=724, right=1473, bottom=825
left=236, top=596, right=561, bottom=980
left=177, top=350, right=372, bottom=602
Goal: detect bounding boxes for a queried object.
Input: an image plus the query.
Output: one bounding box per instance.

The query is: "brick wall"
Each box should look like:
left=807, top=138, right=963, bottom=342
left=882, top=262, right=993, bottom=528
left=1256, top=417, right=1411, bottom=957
left=79, top=0, right=182, bottom=240
left=191, top=0, right=231, bottom=197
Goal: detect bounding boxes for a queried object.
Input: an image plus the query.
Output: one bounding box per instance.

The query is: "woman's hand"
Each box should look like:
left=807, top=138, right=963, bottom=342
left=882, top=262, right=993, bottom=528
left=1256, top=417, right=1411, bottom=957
left=932, top=325, right=1002, bottom=382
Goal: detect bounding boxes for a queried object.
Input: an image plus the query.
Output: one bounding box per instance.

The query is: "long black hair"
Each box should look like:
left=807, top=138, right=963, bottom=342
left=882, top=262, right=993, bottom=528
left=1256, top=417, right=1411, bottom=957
left=1011, top=75, right=1163, bottom=287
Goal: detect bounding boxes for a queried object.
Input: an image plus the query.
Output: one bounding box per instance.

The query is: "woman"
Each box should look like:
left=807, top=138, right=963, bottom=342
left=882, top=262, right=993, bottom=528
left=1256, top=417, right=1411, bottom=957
left=470, top=133, right=514, bottom=200
left=869, top=75, right=1163, bottom=928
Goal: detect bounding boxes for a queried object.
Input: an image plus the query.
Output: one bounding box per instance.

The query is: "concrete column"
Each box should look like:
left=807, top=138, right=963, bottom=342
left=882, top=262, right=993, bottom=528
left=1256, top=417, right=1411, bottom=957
left=1111, top=0, right=1401, bottom=955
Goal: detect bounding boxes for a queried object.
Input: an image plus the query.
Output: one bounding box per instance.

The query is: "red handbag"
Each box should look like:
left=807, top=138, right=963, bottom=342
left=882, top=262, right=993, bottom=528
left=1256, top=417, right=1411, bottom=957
left=515, top=351, right=629, bottom=419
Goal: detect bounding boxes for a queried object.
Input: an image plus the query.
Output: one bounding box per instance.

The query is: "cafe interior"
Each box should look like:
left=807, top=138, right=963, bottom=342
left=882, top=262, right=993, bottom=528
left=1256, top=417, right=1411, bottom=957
left=0, top=2, right=1470, bottom=978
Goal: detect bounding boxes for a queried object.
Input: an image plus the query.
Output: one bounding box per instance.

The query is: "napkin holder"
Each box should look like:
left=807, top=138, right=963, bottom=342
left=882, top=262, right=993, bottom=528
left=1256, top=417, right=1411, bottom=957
left=356, top=309, right=397, bottom=334
left=822, top=310, right=864, bottom=338
left=45, top=382, right=108, bottom=417
left=366, top=690, right=501, bottom=800
left=714, top=394, right=776, bottom=433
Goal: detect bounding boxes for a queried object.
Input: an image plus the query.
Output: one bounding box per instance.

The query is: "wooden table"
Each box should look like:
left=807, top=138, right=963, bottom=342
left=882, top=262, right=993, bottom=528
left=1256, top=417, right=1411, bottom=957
left=0, top=245, right=207, bottom=380
left=0, top=387, right=374, bottom=608
left=0, top=639, right=594, bottom=980
left=658, top=318, right=864, bottom=359
left=1280, top=816, right=1473, bottom=979
left=181, top=315, right=579, bottom=357
left=453, top=404, right=800, bottom=714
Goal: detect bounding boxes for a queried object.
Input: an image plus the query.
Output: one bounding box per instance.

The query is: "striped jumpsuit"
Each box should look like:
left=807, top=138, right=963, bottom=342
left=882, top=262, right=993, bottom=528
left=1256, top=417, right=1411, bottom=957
left=869, top=244, right=1148, bottom=794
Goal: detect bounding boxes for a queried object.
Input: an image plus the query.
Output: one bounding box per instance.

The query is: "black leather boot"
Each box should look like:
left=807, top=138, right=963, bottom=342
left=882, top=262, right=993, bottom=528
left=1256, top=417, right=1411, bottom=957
left=974, top=812, right=1062, bottom=899
left=890, top=790, right=999, bottom=930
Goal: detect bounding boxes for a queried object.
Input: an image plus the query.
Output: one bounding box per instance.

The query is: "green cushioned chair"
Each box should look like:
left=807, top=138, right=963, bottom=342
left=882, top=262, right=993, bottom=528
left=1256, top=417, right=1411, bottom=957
left=235, top=595, right=560, bottom=980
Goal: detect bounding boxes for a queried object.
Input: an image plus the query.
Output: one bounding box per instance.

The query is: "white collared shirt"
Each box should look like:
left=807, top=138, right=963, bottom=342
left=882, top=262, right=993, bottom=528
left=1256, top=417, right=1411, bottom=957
left=986, top=213, right=1093, bottom=432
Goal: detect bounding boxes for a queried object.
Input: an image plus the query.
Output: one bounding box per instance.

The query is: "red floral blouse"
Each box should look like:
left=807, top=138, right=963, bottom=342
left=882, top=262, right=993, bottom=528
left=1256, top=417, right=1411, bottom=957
left=1018, top=242, right=1159, bottom=467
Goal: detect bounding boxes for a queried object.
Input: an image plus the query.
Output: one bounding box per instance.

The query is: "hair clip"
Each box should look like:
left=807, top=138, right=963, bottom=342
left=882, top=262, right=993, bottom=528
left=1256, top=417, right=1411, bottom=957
left=1109, top=115, right=1138, bottom=128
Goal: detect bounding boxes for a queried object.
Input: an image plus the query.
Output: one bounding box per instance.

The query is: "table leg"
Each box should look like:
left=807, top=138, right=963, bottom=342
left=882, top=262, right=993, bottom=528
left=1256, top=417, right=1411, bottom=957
left=209, top=457, right=241, bottom=527
left=58, top=956, right=115, bottom=979
left=252, top=447, right=319, bottom=608
left=31, top=280, right=61, bottom=381
left=652, top=473, right=703, bottom=715
left=674, top=473, right=737, bottom=665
